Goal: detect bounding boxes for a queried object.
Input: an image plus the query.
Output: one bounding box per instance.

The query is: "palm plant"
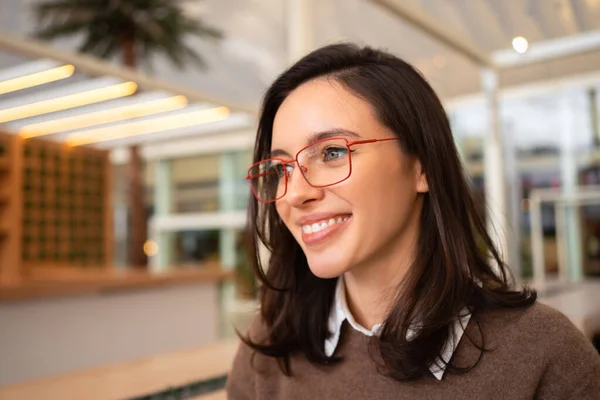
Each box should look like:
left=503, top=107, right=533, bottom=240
left=33, top=0, right=223, bottom=267
left=34, top=0, right=222, bottom=69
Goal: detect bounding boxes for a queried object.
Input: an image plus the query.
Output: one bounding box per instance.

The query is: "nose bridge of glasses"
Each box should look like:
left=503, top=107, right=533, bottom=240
left=286, top=160, right=309, bottom=183
left=282, top=161, right=314, bottom=200
left=283, top=159, right=307, bottom=177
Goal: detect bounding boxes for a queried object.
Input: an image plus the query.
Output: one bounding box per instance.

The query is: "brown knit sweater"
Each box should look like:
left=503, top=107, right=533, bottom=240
left=226, top=302, right=600, bottom=399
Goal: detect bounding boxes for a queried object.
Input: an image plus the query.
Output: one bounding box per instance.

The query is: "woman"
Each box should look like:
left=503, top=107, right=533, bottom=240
left=226, top=44, right=600, bottom=399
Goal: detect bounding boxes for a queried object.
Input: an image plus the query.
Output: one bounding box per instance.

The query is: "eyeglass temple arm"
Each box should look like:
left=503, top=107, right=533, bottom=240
left=246, top=172, right=272, bottom=180
left=348, top=137, right=401, bottom=146
left=245, top=162, right=307, bottom=180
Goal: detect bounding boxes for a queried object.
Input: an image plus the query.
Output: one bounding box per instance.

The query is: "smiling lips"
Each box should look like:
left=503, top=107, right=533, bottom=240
left=298, top=214, right=352, bottom=246
left=302, top=216, right=350, bottom=234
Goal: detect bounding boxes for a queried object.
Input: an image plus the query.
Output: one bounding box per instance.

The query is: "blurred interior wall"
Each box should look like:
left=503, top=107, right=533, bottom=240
left=0, top=283, right=219, bottom=386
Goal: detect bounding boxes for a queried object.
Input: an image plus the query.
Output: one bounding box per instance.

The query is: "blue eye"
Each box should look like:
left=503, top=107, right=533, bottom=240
left=284, top=164, right=294, bottom=177
left=322, top=146, right=348, bottom=162
left=271, top=163, right=293, bottom=178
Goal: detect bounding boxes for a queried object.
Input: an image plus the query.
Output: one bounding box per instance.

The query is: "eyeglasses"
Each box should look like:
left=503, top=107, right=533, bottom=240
left=246, top=136, right=401, bottom=203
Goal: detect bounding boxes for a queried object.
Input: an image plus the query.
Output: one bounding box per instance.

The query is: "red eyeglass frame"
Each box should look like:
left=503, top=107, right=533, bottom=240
left=246, top=136, right=402, bottom=204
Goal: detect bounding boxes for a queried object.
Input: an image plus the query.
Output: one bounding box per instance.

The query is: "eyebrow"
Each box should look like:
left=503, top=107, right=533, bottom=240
left=269, top=128, right=362, bottom=158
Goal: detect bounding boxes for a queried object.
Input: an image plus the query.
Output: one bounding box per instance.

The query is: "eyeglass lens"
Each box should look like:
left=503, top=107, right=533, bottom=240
left=248, top=138, right=352, bottom=202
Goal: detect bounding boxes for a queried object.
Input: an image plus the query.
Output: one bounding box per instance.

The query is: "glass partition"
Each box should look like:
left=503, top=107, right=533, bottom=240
left=450, top=86, right=600, bottom=281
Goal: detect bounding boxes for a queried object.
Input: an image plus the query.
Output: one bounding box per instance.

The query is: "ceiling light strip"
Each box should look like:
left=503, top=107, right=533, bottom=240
left=19, top=95, right=188, bottom=138
left=66, top=106, right=230, bottom=146
left=0, top=81, right=138, bottom=124
left=0, top=64, right=75, bottom=95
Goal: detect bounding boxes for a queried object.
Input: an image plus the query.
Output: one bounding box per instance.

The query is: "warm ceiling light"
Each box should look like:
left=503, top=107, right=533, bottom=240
left=0, top=64, right=75, bottom=95
left=512, top=36, right=529, bottom=54
left=19, top=95, right=188, bottom=138
left=143, top=240, right=159, bottom=257
left=0, top=81, right=138, bottom=124
left=66, top=106, right=230, bottom=146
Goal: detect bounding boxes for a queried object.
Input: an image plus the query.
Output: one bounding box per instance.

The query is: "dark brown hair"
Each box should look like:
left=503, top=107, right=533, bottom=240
left=242, top=43, right=536, bottom=381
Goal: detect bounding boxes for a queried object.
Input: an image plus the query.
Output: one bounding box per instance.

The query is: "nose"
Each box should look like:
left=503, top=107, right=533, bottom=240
left=283, top=165, right=324, bottom=207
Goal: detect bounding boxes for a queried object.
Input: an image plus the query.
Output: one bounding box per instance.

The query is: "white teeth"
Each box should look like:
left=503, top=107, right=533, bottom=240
left=302, top=215, right=350, bottom=234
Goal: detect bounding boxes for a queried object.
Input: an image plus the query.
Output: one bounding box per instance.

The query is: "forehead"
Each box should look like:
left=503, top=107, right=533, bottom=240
left=271, top=79, right=380, bottom=152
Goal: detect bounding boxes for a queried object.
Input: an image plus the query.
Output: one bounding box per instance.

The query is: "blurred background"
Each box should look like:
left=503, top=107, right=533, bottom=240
left=0, top=0, right=599, bottom=398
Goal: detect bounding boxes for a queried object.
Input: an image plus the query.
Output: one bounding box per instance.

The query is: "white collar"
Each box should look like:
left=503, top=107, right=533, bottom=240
left=325, top=277, right=471, bottom=380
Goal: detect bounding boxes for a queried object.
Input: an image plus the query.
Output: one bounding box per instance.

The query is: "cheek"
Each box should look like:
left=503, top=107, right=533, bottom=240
left=275, top=201, right=297, bottom=236
left=275, top=201, right=289, bottom=224
left=343, top=160, right=417, bottom=226
left=346, top=157, right=405, bottom=200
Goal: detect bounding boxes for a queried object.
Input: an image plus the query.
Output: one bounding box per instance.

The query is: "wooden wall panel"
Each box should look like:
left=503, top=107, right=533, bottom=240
left=0, top=133, right=22, bottom=283
left=0, top=133, right=112, bottom=278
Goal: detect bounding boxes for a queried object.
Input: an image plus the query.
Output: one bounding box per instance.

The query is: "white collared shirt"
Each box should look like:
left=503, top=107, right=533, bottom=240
left=325, top=277, right=471, bottom=380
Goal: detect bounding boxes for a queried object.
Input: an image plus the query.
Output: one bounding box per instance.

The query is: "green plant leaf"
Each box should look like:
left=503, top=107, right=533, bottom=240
left=32, top=0, right=223, bottom=70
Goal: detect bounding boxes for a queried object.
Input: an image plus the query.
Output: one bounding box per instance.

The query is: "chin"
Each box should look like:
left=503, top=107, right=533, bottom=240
left=305, top=254, right=349, bottom=279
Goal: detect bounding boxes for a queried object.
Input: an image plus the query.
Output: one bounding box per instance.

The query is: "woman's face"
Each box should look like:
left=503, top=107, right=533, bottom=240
left=271, top=78, right=428, bottom=279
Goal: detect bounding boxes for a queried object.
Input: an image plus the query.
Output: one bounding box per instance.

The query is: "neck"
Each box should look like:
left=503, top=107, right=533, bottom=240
left=342, top=209, right=421, bottom=330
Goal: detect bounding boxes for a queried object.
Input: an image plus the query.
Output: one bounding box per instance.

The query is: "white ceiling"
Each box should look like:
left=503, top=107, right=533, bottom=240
left=416, top=0, right=600, bottom=50
left=181, top=0, right=600, bottom=100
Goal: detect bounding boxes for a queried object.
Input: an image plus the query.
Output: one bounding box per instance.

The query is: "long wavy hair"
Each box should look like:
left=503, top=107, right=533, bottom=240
left=242, top=43, right=536, bottom=381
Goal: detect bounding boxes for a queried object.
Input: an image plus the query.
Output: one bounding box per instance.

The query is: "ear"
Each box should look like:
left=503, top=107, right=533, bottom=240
left=414, top=161, right=429, bottom=193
